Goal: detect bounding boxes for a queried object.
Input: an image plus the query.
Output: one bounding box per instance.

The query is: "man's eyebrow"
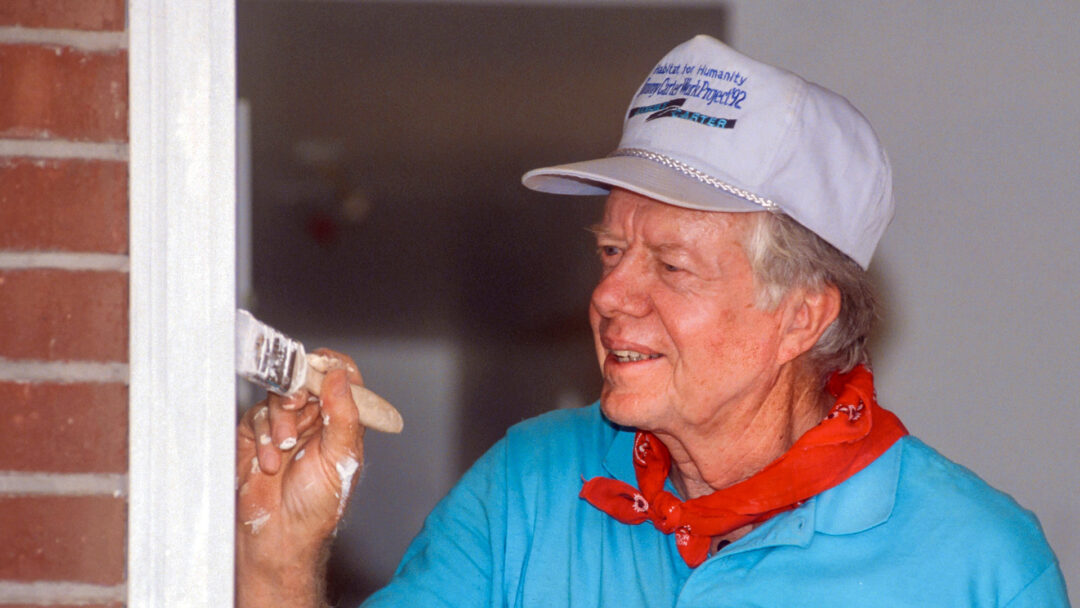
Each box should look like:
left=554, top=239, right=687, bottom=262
left=653, top=242, right=692, bottom=255
left=585, top=224, right=615, bottom=239
left=584, top=225, right=693, bottom=254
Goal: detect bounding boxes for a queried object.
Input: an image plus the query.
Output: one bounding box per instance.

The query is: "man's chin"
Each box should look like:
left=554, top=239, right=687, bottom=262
left=599, top=392, right=660, bottom=430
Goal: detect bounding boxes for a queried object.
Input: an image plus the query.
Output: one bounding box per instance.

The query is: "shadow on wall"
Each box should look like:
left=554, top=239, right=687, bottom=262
left=237, top=2, right=730, bottom=603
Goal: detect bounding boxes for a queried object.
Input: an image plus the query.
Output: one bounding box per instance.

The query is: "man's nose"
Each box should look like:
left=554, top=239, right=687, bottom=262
left=590, top=256, right=651, bottom=318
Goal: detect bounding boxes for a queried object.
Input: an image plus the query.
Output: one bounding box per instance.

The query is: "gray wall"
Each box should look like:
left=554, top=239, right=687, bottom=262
left=723, top=1, right=1078, bottom=600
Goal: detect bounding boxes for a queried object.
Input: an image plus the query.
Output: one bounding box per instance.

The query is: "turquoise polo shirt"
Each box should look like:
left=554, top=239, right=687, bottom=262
left=363, top=403, right=1068, bottom=607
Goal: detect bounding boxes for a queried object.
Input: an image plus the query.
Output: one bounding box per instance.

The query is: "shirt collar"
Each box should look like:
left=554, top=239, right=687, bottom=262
left=601, top=419, right=638, bottom=485
left=808, top=436, right=903, bottom=535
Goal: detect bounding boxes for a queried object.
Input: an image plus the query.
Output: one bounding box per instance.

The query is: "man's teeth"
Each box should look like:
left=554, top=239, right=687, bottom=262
left=611, top=350, right=661, bottom=362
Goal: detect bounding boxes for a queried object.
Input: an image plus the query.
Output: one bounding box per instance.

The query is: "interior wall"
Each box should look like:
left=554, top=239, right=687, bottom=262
left=238, top=3, right=731, bottom=603
left=239, top=0, right=1078, bottom=603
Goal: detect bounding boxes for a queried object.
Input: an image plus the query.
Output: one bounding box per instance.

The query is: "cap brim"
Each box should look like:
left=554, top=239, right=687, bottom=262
left=522, top=155, right=764, bottom=214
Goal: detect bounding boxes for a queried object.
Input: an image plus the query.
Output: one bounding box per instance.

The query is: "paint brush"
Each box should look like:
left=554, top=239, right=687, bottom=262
left=235, top=309, right=404, bottom=434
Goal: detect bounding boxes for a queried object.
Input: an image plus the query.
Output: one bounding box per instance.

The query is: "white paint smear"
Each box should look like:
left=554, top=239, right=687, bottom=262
left=335, top=456, right=360, bottom=518
left=279, top=436, right=297, bottom=450
left=306, top=353, right=340, bottom=373
left=243, top=510, right=271, bottom=535
left=294, top=448, right=305, bottom=461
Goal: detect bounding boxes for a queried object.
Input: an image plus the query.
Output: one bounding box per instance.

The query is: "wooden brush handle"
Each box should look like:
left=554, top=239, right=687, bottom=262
left=302, top=356, right=404, bottom=434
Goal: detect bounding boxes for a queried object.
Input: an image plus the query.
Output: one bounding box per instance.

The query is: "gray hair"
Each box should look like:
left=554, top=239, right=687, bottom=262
left=744, top=211, right=878, bottom=380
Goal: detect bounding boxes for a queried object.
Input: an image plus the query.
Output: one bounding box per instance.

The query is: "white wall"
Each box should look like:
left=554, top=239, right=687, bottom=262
left=724, top=1, right=1078, bottom=600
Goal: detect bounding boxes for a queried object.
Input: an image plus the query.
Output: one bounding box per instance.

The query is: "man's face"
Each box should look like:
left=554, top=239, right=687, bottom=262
left=589, top=189, right=788, bottom=437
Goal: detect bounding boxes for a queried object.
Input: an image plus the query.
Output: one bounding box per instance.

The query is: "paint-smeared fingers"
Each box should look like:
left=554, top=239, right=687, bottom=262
left=317, top=370, right=365, bottom=521
left=236, top=401, right=263, bottom=486
left=294, top=395, right=322, bottom=436
left=310, top=348, right=364, bottom=387
left=267, top=389, right=306, bottom=452
left=319, top=369, right=365, bottom=463
left=251, top=404, right=280, bottom=474
left=275, top=383, right=308, bottom=412
left=237, top=399, right=261, bottom=443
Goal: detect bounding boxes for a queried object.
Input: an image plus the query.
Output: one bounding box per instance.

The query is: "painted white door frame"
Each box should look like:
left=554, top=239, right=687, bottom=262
left=128, top=1, right=237, bottom=605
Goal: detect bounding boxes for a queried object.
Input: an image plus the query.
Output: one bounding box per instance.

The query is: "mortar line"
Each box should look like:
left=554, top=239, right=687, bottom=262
left=0, top=472, right=127, bottom=497
left=0, top=581, right=127, bottom=604
left=0, top=25, right=127, bottom=51
left=0, top=139, right=128, bottom=161
left=0, top=359, right=129, bottom=384
left=0, top=251, right=130, bottom=271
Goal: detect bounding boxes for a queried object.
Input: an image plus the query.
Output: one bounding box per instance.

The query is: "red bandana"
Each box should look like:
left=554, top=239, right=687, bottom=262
left=579, top=365, right=907, bottom=567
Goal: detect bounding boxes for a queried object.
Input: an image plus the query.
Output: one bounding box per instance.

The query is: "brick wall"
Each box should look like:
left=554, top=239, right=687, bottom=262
left=0, top=2, right=128, bottom=606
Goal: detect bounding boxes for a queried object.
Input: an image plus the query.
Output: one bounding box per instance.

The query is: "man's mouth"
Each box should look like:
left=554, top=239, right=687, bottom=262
left=610, top=349, right=662, bottom=363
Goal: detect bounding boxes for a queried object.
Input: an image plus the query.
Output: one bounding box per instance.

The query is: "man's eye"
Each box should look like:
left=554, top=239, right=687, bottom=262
left=661, top=262, right=681, bottom=272
left=598, top=245, right=621, bottom=258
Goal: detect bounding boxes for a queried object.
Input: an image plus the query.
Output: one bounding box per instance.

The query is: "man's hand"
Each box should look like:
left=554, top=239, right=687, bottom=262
left=235, top=349, right=366, bottom=608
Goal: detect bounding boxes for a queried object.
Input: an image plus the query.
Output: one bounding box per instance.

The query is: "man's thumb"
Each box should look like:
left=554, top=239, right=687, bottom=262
left=319, top=368, right=364, bottom=464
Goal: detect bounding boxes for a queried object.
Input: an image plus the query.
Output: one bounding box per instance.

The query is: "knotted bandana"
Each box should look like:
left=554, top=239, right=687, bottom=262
left=579, top=365, right=907, bottom=567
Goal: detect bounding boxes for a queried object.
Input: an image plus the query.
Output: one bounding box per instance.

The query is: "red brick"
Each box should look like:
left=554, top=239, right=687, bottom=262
left=2, top=605, right=123, bottom=608
left=0, top=382, right=127, bottom=473
left=0, top=158, right=127, bottom=253
left=0, top=0, right=125, bottom=31
left=0, top=269, right=127, bottom=362
left=0, top=44, right=127, bottom=142
left=0, top=496, right=124, bottom=584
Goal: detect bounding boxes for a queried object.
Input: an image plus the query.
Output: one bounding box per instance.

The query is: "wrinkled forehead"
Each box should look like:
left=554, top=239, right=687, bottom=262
left=596, top=188, right=755, bottom=245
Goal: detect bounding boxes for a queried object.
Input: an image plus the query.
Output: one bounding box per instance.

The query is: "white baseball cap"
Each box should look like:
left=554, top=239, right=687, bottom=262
left=522, top=35, right=893, bottom=269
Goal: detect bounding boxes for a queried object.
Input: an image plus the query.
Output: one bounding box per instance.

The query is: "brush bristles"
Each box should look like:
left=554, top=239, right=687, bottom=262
left=236, top=309, right=306, bottom=395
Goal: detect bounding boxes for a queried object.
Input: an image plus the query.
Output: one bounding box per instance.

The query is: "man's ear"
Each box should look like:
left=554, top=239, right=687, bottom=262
left=776, top=283, right=841, bottom=365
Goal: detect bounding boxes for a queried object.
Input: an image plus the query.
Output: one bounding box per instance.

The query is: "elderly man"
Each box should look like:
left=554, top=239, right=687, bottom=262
left=236, top=36, right=1068, bottom=606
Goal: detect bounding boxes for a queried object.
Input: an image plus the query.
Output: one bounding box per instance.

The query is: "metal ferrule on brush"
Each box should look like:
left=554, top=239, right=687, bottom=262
left=236, top=309, right=308, bottom=395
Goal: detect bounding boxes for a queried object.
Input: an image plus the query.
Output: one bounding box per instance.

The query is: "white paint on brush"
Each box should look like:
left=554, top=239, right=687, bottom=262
left=236, top=310, right=308, bottom=395
left=306, top=353, right=338, bottom=373
left=335, top=456, right=360, bottom=518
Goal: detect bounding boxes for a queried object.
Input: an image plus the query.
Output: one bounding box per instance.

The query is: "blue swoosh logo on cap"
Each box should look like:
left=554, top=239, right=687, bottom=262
left=629, top=100, right=738, bottom=130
